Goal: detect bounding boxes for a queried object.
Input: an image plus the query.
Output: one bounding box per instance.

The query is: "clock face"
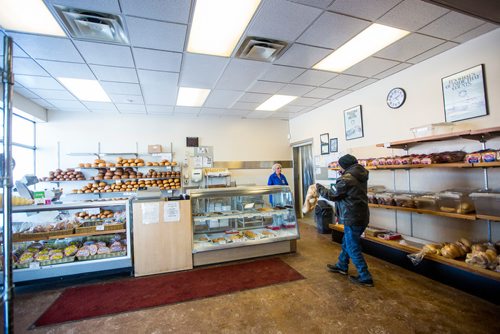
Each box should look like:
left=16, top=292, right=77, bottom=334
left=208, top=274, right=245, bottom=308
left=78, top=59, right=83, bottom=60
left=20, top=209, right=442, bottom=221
left=387, top=88, right=406, bottom=109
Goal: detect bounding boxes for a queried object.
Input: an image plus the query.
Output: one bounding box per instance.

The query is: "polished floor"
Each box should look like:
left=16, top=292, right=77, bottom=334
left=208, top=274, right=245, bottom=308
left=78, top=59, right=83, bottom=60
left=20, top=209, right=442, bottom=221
left=9, top=218, right=500, bottom=334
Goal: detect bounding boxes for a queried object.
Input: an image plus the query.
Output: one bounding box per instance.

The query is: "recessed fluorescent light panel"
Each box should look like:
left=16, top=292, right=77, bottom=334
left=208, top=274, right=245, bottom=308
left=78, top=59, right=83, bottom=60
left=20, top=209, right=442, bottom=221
left=176, top=87, right=211, bottom=107
left=0, top=0, right=66, bottom=37
left=58, top=78, right=111, bottom=102
left=187, top=0, right=261, bottom=57
left=313, top=23, right=409, bottom=72
left=256, top=95, right=297, bottom=111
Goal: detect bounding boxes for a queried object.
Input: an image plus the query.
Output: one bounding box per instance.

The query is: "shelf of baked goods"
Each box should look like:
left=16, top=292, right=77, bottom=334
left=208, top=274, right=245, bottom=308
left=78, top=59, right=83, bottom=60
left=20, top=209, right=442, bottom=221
left=375, top=126, right=500, bottom=149
left=12, top=229, right=127, bottom=242
left=328, top=223, right=500, bottom=280
left=69, top=179, right=181, bottom=195
left=369, top=203, right=477, bottom=220
left=192, top=207, right=293, bottom=222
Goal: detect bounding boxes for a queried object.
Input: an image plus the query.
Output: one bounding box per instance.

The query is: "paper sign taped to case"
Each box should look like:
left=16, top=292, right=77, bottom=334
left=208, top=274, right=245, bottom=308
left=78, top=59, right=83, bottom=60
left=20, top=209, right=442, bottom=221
left=142, top=202, right=159, bottom=224
left=164, top=201, right=180, bottom=223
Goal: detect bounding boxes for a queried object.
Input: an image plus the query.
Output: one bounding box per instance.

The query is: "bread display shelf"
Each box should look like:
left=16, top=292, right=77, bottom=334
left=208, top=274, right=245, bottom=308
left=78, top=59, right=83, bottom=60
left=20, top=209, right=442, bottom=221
left=376, top=126, right=500, bottom=149
left=476, top=214, right=500, bottom=222
left=12, top=229, right=127, bottom=242
left=329, top=162, right=492, bottom=171
left=50, top=177, right=180, bottom=183
left=329, top=224, right=500, bottom=281
left=193, top=209, right=291, bottom=222
left=75, top=165, right=179, bottom=170
left=369, top=203, right=477, bottom=220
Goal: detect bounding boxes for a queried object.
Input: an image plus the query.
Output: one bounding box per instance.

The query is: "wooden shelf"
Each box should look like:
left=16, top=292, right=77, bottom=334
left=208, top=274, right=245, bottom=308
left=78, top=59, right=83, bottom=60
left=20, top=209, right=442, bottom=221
left=328, top=162, right=492, bottom=171
left=369, top=203, right=477, bottom=220
left=376, top=126, right=500, bottom=149
left=329, top=224, right=500, bottom=281
left=472, top=161, right=500, bottom=168
left=476, top=214, right=500, bottom=222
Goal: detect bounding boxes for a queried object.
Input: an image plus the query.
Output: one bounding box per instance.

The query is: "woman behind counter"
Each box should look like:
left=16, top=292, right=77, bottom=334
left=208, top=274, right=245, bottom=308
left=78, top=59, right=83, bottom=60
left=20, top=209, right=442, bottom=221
left=268, top=163, right=288, bottom=186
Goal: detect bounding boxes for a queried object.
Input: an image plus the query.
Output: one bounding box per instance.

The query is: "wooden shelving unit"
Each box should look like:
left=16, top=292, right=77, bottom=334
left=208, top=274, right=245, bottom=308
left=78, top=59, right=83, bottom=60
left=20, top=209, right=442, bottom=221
left=369, top=203, right=477, bottom=220
left=329, top=224, right=500, bottom=281
left=329, top=162, right=498, bottom=171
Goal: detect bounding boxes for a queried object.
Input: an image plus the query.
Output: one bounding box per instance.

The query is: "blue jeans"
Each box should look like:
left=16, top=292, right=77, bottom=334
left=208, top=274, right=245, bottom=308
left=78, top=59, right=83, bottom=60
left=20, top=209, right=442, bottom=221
left=336, top=225, right=372, bottom=281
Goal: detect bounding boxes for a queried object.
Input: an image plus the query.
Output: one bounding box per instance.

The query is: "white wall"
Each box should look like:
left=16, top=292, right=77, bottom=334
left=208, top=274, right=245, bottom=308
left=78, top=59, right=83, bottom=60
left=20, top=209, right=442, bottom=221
left=289, top=28, right=500, bottom=243
left=36, top=112, right=293, bottom=188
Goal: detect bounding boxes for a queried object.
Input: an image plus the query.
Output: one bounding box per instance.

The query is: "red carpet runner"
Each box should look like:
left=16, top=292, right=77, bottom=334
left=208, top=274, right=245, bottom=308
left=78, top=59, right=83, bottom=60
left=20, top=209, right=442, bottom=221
left=34, top=258, right=304, bottom=327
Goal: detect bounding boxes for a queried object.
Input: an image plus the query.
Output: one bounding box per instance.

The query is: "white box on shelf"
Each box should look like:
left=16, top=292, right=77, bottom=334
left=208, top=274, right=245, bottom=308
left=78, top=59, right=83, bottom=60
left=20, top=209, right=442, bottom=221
left=410, top=122, right=454, bottom=138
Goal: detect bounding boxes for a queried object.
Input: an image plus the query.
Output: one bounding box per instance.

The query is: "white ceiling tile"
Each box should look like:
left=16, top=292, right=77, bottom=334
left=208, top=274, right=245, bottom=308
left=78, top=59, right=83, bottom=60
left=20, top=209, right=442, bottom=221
left=37, top=60, right=95, bottom=79
left=453, top=23, right=499, bottom=43
left=133, top=48, right=182, bottom=72
left=120, top=0, right=190, bottom=23
left=30, top=88, right=76, bottom=100
left=290, top=97, right=322, bottom=106
left=204, top=90, right=243, bottom=108
left=419, top=11, right=485, bottom=40
left=8, top=33, right=84, bottom=62
left=348, top=78, right=378, bottom=91
left=74, top=41, right=134, bottom=67
left=215, top=59, right=271, bottom=91
left=13, top=86, right=40, bottom=99
left=303, top=87, right=341, bottom=98
left=126, top=16, right=186, bottom=52
left=174, top=106, right=200, bottom=114
left=45, top=0, right=121, bottom=13
left=289, top=0, right=335, bottom=9
left=12, top=58, right=48, bottom=76
left=274, top=44, right=331, bottom=68
left=377, top=0, right=449, bottom=31
left=83, top=102, right=118, bottom=112
left=259, top=65, right=305, bottom=83
left=330, top=90, right=353, bottom=100
left=109, top=94, right=144, bottom=104
left=238, top=93, right=272, bottom=103
left=329, top=0, right=401, bottom=21
left=47, top=99, right=88, bottom=111
left=247, top=0, right=322, bottom=42
left=297, top=12, right=370, bottom=49
left=407, top=41, right=458, bottom=64
left=245, top=111, right=274, bottom=119
left=375, top=33, right=444, bottom=62
left=30, top=99, right=55, bottom=109
left=137, top=69, right=178, bottom=85
left=90, top=65, right=138, bottom=82
left=247, top=81, right=285, bottom=94
left=277, top=105, right=305, bottom=113
left=146, top=105, right=174, bottom=114
left=116, top=104, right=146, bottom=113
left=1, top=34, right=29, bottom=58
left=314, top=99, right=334, bottom=108
left=199, top=108, right=226, bottom=116
left=100, top=82, right=142, bottom=95
left=141, top=84, right=178, bottom=105
left=15, top=75, right=65, bottom=90
left=292, top=70, right=337, bottom=86
left=223, top=109, right=249, bottom=117
left=231, top=102, right=260, bottom=110
left=179, top=53, right=229, bottom=88
left=344, top=57, right=400, bottom=77
left=322, top=74, right=366, bottom=89
left=277, top=84, right=314, bottom=96
left=374, top=62, right=412, bottom=79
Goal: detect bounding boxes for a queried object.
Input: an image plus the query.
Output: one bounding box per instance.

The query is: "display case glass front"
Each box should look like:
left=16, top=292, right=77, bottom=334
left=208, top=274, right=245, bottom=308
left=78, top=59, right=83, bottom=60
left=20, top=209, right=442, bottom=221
left=189, top=186, right=299, bottom=253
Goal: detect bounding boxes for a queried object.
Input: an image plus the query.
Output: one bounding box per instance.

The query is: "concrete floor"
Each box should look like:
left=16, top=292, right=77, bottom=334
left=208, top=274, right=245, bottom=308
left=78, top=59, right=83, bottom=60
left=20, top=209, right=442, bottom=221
left=9, top=219, right=500, bottom=334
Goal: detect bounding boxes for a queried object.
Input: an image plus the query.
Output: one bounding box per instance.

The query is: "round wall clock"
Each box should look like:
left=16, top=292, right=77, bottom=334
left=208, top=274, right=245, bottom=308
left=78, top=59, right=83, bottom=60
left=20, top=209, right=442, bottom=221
left=386, top=87, right=406, bottom=109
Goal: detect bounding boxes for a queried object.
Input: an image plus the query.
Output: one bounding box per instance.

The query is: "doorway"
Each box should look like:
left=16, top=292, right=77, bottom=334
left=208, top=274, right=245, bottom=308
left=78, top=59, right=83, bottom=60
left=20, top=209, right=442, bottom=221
left=292, top=142, right=314, bottom=219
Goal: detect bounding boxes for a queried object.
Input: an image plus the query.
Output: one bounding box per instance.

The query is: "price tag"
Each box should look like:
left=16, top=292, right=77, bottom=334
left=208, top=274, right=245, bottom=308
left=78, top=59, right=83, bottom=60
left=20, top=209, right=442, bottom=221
left=116, top=180, right=122, bottom=184
left=96, top=225, right=105, bottom=231
left=29, top=262, right=40, bottom=269
left=85, top=208, right=100, bottom=215
left=110, top=167, right=116, bottom=171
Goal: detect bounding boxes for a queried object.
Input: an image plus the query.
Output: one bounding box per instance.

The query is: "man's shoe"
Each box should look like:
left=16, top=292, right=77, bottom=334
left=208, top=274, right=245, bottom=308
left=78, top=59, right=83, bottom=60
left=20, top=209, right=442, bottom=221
left=326, top=264, right=347, bottom=275
left=349, top=275, right=374, bottom=287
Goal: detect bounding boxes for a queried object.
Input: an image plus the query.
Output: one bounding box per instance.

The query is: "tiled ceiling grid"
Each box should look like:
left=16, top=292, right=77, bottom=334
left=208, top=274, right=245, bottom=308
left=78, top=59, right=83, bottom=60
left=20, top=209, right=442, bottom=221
left=0, top=0, right=498, bottom=120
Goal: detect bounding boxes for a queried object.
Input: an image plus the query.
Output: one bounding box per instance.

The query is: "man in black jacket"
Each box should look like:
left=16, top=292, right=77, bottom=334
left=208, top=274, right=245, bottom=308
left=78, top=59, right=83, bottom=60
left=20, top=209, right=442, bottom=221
left=316, top=154, right=374, bottom=287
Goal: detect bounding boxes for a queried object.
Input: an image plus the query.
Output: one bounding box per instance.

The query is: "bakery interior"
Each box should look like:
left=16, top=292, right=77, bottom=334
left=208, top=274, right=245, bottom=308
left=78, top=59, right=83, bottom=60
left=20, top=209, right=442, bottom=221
left=1, top=0, right=500, bottom=332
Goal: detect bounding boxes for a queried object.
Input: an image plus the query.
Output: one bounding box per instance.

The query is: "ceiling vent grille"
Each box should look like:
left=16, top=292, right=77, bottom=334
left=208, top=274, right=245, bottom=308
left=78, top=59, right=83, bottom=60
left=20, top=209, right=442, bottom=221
left=53, top=5, right=129, bottom=44
left=236, top=37, right=287, bottom=62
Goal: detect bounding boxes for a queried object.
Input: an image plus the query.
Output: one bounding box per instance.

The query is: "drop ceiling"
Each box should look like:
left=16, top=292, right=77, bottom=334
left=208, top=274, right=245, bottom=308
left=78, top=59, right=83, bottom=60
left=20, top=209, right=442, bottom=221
left=0, top=0, right=498, bottom=120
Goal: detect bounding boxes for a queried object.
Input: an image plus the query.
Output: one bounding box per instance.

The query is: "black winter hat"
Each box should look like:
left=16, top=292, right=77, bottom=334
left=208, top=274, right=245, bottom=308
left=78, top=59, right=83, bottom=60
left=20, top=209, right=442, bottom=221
left=338, top=154, right=358, bottom=169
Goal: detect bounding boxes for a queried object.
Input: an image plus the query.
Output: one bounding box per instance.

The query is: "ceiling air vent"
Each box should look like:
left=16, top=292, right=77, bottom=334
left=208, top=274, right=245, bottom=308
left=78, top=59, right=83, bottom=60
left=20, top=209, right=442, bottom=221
left=53, top=5, right=129, bottom=44
left=236, top=37, right=287, bottom=62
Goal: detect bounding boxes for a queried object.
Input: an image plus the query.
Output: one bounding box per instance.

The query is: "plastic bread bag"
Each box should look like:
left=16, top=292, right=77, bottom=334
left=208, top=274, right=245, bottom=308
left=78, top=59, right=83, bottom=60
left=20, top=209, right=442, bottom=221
left=407, top=244, right=442, bottom=266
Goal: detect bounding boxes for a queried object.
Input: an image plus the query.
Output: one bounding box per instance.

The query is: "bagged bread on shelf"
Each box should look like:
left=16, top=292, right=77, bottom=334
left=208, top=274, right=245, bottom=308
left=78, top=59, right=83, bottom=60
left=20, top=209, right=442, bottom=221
left=408, top=243, right=443, bottom=266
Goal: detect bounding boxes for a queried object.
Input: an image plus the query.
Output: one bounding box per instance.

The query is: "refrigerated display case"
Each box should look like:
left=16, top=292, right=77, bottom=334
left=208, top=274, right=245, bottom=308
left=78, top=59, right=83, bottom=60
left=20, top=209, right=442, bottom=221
left=189, top=186, right=299, bottom=266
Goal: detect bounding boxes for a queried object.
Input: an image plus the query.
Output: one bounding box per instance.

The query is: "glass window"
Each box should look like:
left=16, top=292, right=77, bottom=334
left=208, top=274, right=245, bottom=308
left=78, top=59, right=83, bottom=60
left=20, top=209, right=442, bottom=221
left=12, top=114, right=35, bottom=147
left=12, top=146, right=35, bottom=181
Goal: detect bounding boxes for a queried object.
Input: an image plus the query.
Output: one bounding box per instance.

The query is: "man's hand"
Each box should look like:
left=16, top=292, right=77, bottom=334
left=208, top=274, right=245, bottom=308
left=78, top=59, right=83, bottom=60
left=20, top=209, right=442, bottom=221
left=316, top=183, right=326, bottom=192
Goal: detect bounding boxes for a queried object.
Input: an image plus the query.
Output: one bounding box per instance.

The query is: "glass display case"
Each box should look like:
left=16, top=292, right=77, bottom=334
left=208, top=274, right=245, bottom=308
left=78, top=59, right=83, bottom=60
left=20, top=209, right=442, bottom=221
left=189, top=186, right=299, bottom=265
left=0, top=199, right=132, bottom=282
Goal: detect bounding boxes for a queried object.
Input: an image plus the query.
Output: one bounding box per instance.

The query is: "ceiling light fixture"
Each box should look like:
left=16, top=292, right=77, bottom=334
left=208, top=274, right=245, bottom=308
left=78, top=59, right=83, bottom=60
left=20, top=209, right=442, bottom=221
left=0, top=0, right=66, bottom=37
left=256, top=95, right=297, bottom=111
left=187, top=0, right=261, bottom=57
left=58, top=78, right=111, bottom=102
left=176, top=87, right=211, bottom=107
left=313, top=23, right=409, bottom=72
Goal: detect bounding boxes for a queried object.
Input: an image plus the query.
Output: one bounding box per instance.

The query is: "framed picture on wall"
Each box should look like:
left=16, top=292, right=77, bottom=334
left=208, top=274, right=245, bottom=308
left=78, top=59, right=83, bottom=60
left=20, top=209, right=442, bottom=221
left=321, top=144, right=329, bottom=155
left=329, top=138, right=338, bottom=153
left=344, top=105, right=363, bottom=140
left=442, top=64, right=488, bottom=122
left=320, top=133, right=329, bottom=155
